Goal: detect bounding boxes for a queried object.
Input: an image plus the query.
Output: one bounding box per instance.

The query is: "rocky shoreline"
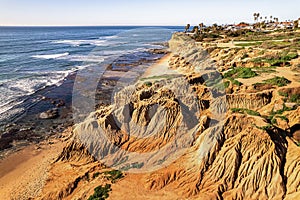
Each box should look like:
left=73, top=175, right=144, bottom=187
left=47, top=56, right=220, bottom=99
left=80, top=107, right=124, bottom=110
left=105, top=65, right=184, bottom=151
left=0, top=48, right=168, bottom=160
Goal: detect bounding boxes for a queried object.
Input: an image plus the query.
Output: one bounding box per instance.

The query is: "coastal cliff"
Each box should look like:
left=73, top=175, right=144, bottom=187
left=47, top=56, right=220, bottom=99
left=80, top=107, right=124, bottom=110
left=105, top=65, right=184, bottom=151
left=14, top=32, right=300, bottom=200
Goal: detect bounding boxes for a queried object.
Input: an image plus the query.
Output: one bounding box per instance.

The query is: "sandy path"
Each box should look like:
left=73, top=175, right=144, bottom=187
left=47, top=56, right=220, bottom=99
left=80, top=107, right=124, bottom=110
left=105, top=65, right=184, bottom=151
left=236, top=67, right=300, bottom=87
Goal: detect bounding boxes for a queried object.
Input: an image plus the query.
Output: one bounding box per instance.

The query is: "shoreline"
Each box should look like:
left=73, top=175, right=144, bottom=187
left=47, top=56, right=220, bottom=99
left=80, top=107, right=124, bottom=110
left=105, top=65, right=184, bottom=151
left=0, top=51, right=170, bottom=199
left=0, top=47, right=167, bottom=160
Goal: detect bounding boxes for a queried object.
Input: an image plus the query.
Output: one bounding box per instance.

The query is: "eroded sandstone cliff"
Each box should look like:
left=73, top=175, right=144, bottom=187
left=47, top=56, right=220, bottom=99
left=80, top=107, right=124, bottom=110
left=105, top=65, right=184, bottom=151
left=37, top=32, right=300, bottom=200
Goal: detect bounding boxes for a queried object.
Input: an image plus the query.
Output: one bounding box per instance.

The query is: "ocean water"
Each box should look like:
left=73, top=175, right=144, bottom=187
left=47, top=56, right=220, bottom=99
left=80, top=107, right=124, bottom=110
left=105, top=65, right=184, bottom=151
left=0, top=26, right=182, bottom=123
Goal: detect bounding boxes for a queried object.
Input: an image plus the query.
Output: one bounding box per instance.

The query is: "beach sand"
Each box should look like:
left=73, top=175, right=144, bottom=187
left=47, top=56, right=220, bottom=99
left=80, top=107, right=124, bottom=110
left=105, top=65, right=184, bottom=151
left=0, top=128, right=71, bottom=200
left=141, top=54, right=175, bottom=78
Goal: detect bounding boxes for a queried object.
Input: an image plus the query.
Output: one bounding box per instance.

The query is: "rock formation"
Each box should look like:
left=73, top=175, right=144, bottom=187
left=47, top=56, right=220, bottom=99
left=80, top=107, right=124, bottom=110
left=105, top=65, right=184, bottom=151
left=37, top=32, right=300, bottom=200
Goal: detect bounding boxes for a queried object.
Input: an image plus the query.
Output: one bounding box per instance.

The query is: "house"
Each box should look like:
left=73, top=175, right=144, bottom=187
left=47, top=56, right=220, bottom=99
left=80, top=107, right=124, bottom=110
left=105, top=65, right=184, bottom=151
left=234, top=23, right=253, bottom=30
left=236, top=22, right=250, bottom=28
left=281, top=21, right=293, bottom=29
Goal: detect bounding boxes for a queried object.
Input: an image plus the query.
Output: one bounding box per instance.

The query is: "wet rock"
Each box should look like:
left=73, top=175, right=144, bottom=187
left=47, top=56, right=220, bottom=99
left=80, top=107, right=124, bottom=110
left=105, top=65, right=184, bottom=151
left=39, top=109, right=59, bottom=119
left=56, top=100, right=65, bottom=107
left=149, top=48, right=169, bottom=54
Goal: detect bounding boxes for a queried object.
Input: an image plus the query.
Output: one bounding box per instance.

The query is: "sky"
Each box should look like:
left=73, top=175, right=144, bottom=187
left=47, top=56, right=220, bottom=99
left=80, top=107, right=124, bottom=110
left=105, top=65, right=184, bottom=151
left=0, top=0, right=299, bottom=26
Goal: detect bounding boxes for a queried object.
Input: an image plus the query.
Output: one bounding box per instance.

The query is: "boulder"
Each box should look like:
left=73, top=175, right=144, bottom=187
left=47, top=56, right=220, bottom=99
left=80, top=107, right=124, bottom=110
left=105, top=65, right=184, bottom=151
left=39, top=108, right=59, bottom=119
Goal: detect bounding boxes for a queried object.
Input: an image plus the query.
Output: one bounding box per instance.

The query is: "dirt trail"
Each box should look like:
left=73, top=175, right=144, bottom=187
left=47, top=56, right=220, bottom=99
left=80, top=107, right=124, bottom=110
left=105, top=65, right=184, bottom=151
left=237, top=67, right=300, bottom=87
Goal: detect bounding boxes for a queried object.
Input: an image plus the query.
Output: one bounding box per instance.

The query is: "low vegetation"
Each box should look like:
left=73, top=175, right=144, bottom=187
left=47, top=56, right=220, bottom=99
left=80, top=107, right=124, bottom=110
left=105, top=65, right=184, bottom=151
left=104, top=170, right=124, bottom=183
left=224, top=67, right=257, bottom=79
left=235, top=41, right=263, bottom=47
left=143, top=81, right=153, bottom=87
left=264, top=76, right=291, bottom=87
left=140, top=74, right=178, bottom=81
left=231, top=108, right=260, bottom=116
left=93, top=172, right=101, bottom=179
left=254, top=76, right=291, bottom=88
left=251, top=52, right=298, bottom=67
left=226, top=77, right=242, bottom=86
left=253, top=67, right=276, bottom=74
left=88, top=184, right=112, bottom=200
left=270, top=104, right=295, bottom=115
left=279, top=92, right=300, bottom=103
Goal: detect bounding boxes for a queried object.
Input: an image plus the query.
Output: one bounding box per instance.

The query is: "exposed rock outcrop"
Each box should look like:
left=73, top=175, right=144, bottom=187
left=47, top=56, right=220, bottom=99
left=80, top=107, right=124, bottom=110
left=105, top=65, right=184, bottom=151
left=40, top=32, right=300, bottom=200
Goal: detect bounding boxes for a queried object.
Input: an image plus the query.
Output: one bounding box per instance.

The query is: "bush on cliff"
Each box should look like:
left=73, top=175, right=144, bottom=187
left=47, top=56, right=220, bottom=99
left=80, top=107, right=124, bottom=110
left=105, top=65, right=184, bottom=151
left=88, top=184, right=111, bottom=200
left=224, top=67, right=257, bottom=79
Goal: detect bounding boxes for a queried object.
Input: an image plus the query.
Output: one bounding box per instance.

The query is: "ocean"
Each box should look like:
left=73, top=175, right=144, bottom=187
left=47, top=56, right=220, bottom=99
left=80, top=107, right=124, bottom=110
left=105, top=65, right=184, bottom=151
left=0, top=26, right=182, bottom=127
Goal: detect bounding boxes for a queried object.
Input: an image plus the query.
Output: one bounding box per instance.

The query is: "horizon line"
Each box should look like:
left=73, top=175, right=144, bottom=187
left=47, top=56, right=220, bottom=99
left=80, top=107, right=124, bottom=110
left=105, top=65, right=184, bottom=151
left=0, top=24, right=186, bottom=27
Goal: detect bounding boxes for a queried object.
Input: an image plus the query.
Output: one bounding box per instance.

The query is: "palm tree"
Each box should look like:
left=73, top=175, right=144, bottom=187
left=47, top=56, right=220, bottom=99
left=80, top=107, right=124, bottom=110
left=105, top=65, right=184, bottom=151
left=253, top=13, right=257, bottom=23
left=212, top=23, right=218, bottom=32
left=192, top=26, right=199, bottom=34
left=294, top=20, right=299, bottom=29
left=185, top=24, right=190, bottom=33
left=199, top=23, right=204, bottom=34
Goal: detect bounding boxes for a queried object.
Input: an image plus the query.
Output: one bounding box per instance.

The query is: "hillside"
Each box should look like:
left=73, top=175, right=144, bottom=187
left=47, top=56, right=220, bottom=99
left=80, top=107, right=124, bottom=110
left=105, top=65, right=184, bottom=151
left=2, top=31, right=300, bottom=200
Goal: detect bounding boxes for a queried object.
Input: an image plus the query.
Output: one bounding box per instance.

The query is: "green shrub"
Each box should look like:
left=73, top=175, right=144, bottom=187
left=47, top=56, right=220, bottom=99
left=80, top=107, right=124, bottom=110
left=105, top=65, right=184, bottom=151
left=224, top=81, right=230, bottom=88
left=144, top=81, right=152, bottom=87
left=271, top=104, right=294, bottom=115
left=282, top=53, right=298, bottom=61
left=264, top=76, right=291, bottom=87
left=278, top=91, right=289, bottom=97
left=277, top=115, right=288, bottom=121
left=253, top=67, right=276, bottom=74
left=252, top=52, right=298, bottom=66
left=88, top=184, right=111, bottom=200
left=271, top=118, right=277, bottom=125
left=93, top=172, right=101, bottom=179
left=290, top=94, right=300, bottom=103
left=231, top=108, right=260, bottom=116
left=224, top=67, right=257, bottom=79
left=104, top=170, right=124, bottom=183
left=226, top=77, right=242, bottom=86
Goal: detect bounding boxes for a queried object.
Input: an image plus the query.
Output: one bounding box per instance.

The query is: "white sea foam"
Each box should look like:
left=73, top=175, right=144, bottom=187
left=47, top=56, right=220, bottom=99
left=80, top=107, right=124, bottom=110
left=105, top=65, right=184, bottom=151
left=0, top=71, right=70, bottom=117
left=101, top=35, right=119, bottom=39
left=52, top=38, right=125, bottom=47
left=68, top=55, right=105, bottom=62
left=0, top=62, right=101, bottom=117
left=52, top=39, right=107, bottom=47
left=32, top=52, right=69, bottom=59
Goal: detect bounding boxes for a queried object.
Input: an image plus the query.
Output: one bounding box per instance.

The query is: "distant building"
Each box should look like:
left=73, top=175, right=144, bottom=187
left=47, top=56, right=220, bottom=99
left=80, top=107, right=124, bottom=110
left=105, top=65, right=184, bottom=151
left=234, top=23, right=253, bottom=30
left=281, top=21, right=293, bottom=29
left=236, top=22, right=250, bottom=28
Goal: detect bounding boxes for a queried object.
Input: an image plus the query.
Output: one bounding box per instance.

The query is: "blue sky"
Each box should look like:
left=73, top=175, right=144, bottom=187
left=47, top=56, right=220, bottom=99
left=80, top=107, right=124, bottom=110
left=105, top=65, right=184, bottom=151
left=0, top=0, right=299, bottom=26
